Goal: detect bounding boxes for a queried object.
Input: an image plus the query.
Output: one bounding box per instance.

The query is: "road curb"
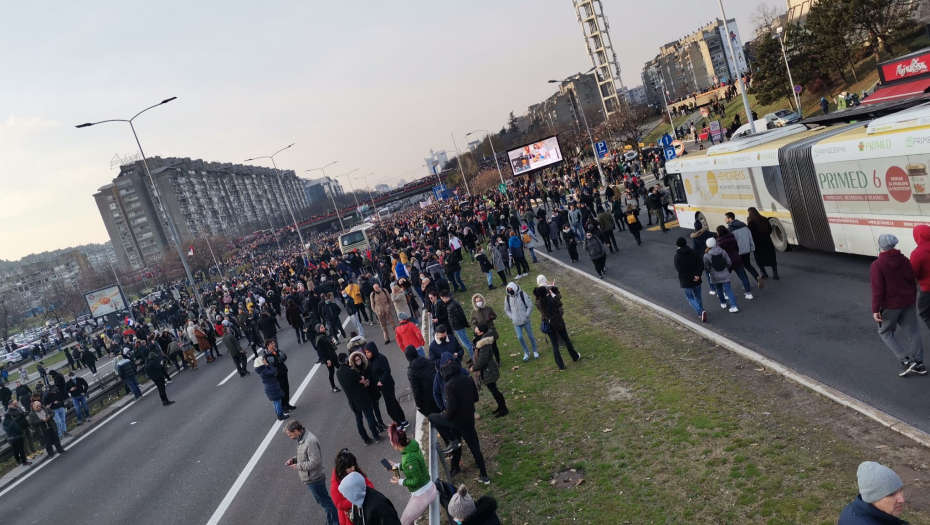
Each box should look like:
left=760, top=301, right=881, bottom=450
left=538, top=251, right=930, bottom=449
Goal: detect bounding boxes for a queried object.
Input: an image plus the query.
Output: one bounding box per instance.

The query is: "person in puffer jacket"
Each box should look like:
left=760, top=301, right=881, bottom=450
left=504, top=282, right=538, bottom=361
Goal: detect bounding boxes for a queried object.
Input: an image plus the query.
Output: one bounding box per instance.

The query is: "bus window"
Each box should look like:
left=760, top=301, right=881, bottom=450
left=340, top=231, right=365, bottom=247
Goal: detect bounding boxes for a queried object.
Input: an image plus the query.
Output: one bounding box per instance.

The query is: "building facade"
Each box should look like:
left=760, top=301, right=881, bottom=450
left=302, top=176, right=344, bottom=205
left=529, top=72, right=603, bottom=129
left=424, top=149, right=449, bottom=175
left=0, top=250, right=91, bottom=310
left=573, top=0, right=626, bottom=115
left=94, top=156, right=308, bottom=271
left=642, top=19, right=747, bottom=107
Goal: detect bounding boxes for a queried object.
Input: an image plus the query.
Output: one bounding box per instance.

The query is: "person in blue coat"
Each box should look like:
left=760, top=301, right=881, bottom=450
left=838, top=461, right=908, bottom=524
left=507, top=230, right=529, bottom=278
left=255, top=356, right=288, bottom=421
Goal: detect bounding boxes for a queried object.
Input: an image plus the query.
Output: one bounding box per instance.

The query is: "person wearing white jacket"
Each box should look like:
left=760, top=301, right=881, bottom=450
left=504, top=282, right=539, bottom=361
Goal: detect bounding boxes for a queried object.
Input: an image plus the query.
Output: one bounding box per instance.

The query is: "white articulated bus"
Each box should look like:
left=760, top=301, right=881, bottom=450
left=666, top=104, right=930, bottom=257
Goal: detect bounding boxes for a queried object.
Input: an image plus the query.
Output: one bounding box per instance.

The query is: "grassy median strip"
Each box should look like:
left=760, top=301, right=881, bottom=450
left=450, top=257, right=930, bottom=524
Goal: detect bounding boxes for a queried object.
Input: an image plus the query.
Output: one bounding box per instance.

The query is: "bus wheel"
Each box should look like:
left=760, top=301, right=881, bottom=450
left=770, top=218, right=788, bottom=252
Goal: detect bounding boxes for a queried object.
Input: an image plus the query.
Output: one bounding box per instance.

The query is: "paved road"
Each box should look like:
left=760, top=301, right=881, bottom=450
left=0, top=315, right=420, bottom=525
left=530, top=214, right=930, bottom=434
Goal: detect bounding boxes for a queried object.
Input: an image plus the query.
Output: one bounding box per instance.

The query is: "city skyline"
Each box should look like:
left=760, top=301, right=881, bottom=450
left=0, top=0, right=758, bottom=260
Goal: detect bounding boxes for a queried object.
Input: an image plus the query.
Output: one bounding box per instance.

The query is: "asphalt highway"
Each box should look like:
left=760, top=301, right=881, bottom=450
left=0, top=315, right=419, bottom=525
left=534, top=214, right=930, bottom=434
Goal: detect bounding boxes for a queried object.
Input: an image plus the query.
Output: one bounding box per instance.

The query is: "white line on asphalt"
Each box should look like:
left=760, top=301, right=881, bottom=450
left=342, top=315, right=351, bottom=328
left=217, top=369, right=238, bottom=387
left=0, top=381, right=153, bottom=499
left=205, top=362, right=321, bottom=525
left=537, top=251, right=930, bottom=448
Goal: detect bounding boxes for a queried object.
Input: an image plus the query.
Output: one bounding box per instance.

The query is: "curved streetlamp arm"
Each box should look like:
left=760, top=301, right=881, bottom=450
left=130, top=97, right=177, bottom=122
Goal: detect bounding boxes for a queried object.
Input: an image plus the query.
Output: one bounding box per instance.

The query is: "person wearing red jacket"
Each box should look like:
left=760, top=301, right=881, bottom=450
left=394, top=312, right=425, bottom=356
left=871, top=233, right=926, bottom=376
left=911, top=225, right=930, bottom=329
left=330, top=449, right=375, bottom=525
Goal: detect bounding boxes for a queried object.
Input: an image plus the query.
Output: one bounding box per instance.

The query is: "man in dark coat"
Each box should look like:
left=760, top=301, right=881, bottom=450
left=313, top=324, right=340, bottom=392
left=144, top=352, right=174, bottom=406
left=256, top=311, right=279, bottom=348
left=363, top=341, right=407, bottom=429
left=264, top=341, right=293, bottom=411
left=335, top=353, right=382, bottom=444
left=428, top=360, right=489, bottom=483
left=674, top=237, right=707, bottom=323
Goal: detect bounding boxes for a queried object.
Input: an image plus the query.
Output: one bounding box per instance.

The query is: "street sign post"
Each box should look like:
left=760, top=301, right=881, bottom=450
left=794, top=85, right=803, bottom=94
left=498, top=183, right=507, bottom=194
left=664, top=145, right=677, bottom=160
left=659, top=134, right=673, bottom=147
left=709, top=120, right=722, bottom=142
left=595, top=140, right=608, bottom=159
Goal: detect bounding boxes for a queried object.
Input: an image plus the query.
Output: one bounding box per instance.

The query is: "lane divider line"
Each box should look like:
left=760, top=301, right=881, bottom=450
left=537, top=251, right=930, bottom=449
left=205, top=363, right=321, bottom=525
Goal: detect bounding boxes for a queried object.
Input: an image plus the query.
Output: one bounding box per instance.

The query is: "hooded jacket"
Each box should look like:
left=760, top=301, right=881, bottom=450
left=507, top=234, right=525, bottom=259
left=504, top=283, right=533, bottom=326
left=912, top=224, right=930, bottom=292
left=584, top=235, right=607, bottom=260
left=336, top=356, right=373, bottom=412
left=364, top=342, right=395, bottom=389
left=338, top=472, right=401, bottom=525
left=407, top=353, right=440, bottom=415
left=394, top=319, right=425, bottom=353
left=727, top=220, right=755, bottom=255
left=870, top=249, right=917, bottom=313
left=442, top=359, right=479, bottom=428
left=472, top=335, right=500, bottom=384
left=674, top=245, right=704, bottom=288
left=255, top=363, right=284, bottom=401
left=462, top=496, right=503, bottom=525
left=470, top=294, right=498, bottom=338
left=331, top=469, right=374, bottom=525
left=432, top=352, right=464, bottom=411
left=715, top=231, right=743, bottom=269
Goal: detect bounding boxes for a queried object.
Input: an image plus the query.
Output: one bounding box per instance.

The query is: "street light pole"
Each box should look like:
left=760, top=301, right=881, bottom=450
left=776, top=26, right=802, bottom=115
left=549, top=71, right=606, bottom=186
left=244, top=144, right=311, bottom=257
left=306, top=161, right=345, bottom=233
left=718, top=0, right=755, bottom=133
left=465, top=130, right=505, bottom=184
left=76, top=97, right=205, bottom=315
left=338, top=168, right=361, bottom=209
left=450, top=134, right=472, bottom=196
left=356, top=173, right=381, bottom=218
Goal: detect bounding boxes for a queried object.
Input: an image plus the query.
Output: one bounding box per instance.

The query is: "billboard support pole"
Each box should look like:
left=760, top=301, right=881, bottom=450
left=718, top=1, right=755, bottom=134
left=466, top=130, right=505, bottom=184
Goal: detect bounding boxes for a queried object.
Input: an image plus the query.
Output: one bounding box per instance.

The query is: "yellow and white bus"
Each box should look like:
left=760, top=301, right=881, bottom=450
left=338, top=223, right=375, bottom=254
left=666, top=104, right=930, bottom=257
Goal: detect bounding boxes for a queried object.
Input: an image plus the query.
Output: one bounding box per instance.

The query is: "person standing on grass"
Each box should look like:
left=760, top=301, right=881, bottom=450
left=584, top=231, right=608, bottom=278
left=387, top=423, right=438, bottom=525
left=470, top=293, right=501, bottom=365
left=504, top=282, right=539, bottom=361
left=870, top=233, right=926, bottom=377
left=475, top=245, right=497, bottom=291
left=533, top=275, right=581, bottom=371
left=674, top=237, right=707, bottom=323
left=703, top=238, right=739, bottom=313
left=838, top=461, right=907, bottom=524
left=284, top=420, right=339, bottom=525
left=471, top=324, right=508, bottom=417
left=66, top=372, right=91, bottom=425
left=429, top=359, right=490, bottom=485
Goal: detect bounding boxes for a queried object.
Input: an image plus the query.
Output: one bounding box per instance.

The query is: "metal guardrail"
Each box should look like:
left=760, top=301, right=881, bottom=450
left=427, top=312, right=440, bottom=524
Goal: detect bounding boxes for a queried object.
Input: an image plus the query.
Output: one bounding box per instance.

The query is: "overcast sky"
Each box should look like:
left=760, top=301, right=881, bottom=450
left=0, top=0, right=760, bottom=260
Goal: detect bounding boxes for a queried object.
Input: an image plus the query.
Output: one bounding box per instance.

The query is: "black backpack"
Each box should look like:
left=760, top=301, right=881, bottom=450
left=710, top=252, right=728, bottom=272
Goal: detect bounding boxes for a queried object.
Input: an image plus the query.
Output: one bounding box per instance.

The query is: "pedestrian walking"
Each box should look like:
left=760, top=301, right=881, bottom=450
left=222, top=330, right=250, bottom=377
left=144, top=352, right=175, bottom=406
left=387, top=423, right=437, bottom=525
left=370, top=284, right=397, bottom=345
left=674, top=237, right=707, bottom=322
left=870, top=234, right=926, bottom=376
left=703, top=238, right=739, bottom=312
left=284, top=420, right=339, bottom=525
left=715, top=226, right=754, bottom=300
left=584, top=231, right=608, bottom=278
left=562, top=225, right=579, bottom=262
left=504, top=282, right=539, bottom=361
left=747, top=207, right=779, bottom=279
left=726, top=212, right=763, bottom=289
left=313, top=324, right=342, bottom=393
left=624, top=204, right=644, bottom=245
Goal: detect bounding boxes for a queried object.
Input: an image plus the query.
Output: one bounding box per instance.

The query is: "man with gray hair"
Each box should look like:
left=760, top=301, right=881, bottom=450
left=838, top=461, right=907, bottom=523
left=870, top=233, right=926, bottom=377
left=283, top=420, right=338, bottom=525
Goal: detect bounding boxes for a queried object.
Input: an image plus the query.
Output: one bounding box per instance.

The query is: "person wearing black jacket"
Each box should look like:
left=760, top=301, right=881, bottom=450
left=429, top=360, right=490, bottom=484
left=441, top=291, right=475, bottom=362
left=65, top=372, right=91, bottom=424
left=363, top=341, right=407, bottom=429
left=256, top=311, right=279, bottom=348
left=285, top=299, right=304, bottom=344
left=264, top=340, right=293, bottom=411
left=144, top=352, right=175, bottom=406
left=674, top=237, right=707, bottom=323
left=313, top=324, right=341, bottom=393
left=48, top=370, right=67, bottom=400
left=319, top=294, right=347, bottom=342
left=2, top=412, right=31, bottom=466
left=335, top=353, right=382, bottom=445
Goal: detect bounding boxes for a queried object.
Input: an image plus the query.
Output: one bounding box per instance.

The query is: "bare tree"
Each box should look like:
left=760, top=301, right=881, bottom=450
left=0, top=291, right=27, bottom=340
left=750, top=1, right=784, bottom=36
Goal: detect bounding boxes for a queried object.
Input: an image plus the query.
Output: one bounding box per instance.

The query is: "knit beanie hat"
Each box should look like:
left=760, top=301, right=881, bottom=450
left=857, top=461, right=903, bottom=503
left=398, top=311, right=410, bottom=321
left=676, top=237, right=687, bottom=248
left=706, top=238, right=717, bottom=248
left=448, top=484, right=476, bottom=520
left=536, top=274, right=548, bottom=287
left=878, top=234, right=899, bottom=251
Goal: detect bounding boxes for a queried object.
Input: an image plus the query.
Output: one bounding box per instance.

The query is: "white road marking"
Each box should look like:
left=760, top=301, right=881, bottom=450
left=217, top=369, right=239, bottom=387
left=342, top=315, right=352, bottom=328
left=205, top=363, right=321, bottom=525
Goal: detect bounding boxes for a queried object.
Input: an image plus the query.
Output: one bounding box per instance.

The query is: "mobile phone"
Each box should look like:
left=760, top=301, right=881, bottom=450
left=380, top=459, right=393, bottom=471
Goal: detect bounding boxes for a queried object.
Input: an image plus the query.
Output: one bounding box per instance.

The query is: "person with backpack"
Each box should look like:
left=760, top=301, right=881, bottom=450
left=504, top=282, right=539, bottom=361
left=703, top=238, right=738, bottom=313
left=520, top=225, right=539, bottom=263
left=623, top=204, right=644, bottom=246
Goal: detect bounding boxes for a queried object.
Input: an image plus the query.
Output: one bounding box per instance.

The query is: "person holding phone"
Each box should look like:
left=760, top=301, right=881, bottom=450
left=283, top=420, right=338, bottom=525
left=387, top=423, right=437, bottom=525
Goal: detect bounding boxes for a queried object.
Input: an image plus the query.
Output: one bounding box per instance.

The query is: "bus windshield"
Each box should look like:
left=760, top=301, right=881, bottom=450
left=340, top=231, right=365, bottom=247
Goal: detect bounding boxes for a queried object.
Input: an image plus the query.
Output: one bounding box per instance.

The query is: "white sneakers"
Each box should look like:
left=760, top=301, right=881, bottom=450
left=729, top=307, right=739, bottom=313
left=744, top=293, right=754, bottom=299
left=709, top=289, right=716, bottom=295
left=719, top=303, right=727, bottom=309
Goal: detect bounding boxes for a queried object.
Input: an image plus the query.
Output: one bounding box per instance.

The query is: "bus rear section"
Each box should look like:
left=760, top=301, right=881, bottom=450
left=339, top=224, right=373, bottom=254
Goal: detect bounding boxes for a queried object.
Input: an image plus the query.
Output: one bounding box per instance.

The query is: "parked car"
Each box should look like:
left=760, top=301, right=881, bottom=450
left=2, top=350, right=25, bottom=365
left=766, top=109, right=802, bottom=127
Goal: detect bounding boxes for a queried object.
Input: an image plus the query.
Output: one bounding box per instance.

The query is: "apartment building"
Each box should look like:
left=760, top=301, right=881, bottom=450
left=94, top=156, right=308, bottom=270
left=0, top=249, right=91, bottom=309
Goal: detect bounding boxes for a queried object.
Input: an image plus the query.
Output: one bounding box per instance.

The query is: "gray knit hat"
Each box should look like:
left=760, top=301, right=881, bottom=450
left=878, top=233, right=899, bottom=251
left=448, top=484, right=476, bottom=520
left=857, top=461, right=903, bottom=503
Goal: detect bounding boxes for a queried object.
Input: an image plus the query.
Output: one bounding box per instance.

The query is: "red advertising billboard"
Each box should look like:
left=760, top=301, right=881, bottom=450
left=879, top=50, right=930, bottom=85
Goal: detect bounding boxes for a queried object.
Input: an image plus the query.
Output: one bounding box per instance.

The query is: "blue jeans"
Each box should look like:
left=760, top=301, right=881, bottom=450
left=354, top=407, right=380, bottom=441
left=273, top=399, right=284, bottom=417
left=683, top=284, right=704, bottom=316
left=733, top=266, right=752, bottom=293
left=712, top=282, right=738, bottom=308
left=307, top=479, right=339, bottom=525
left=416, top=346, right=426, bottom=357
left=452, top=271, right=467, bottom=292
left=514, top=322, right=538, bottom=356
left=453, top=329, right=474, bottom=360
left=486, top=271, right=494, bottom=286
left=571, top=224, right=584, bottom=239
left=527, top=222, right=536, bottom=234
left=528, top=247, right=538, bottom=262
left=53, top=407, right=67, bottom=437
left=73, top=395, right=90, bottom=422
left=125, top=377, right=142, bottom=398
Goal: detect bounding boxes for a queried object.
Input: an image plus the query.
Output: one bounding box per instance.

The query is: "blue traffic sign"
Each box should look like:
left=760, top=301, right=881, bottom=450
left=664, top=145, right=677, bottom=160
left=595, top=140, right=608, bottom=159
left=659, top=134, right=674, bottom=147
